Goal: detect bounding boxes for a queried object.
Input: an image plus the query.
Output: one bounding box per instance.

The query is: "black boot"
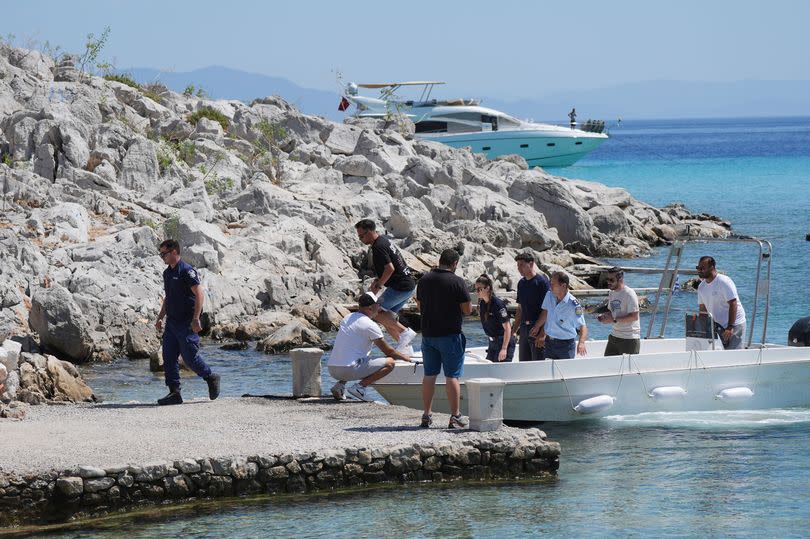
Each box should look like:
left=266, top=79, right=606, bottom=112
left=157, top=390, right=183, bottom=406
left=205, top=373, right=221, bottom=400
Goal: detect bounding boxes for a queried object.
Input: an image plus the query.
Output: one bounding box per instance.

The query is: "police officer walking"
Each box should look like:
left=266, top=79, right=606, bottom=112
left=475, top=274, right=516, bottom=362
left=155, top=239, right=221, bottom=405
left=536, top=272, right=588, bottom=359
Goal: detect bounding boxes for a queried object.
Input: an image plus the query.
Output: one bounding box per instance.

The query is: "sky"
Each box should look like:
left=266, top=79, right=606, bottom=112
left=4, top=0, right=810, bottom=100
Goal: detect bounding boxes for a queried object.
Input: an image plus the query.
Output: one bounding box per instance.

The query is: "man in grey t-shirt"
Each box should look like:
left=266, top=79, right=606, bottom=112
left=597, top=267, right=641, bottom=355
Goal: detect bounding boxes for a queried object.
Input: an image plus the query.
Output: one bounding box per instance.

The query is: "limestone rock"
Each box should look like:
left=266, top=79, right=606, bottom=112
left=28, top=284, right=94, bottom=363
left=257, top=320, right=322, bottom=354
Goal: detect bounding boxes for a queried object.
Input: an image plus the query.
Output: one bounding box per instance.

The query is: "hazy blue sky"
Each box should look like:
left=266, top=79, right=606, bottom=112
left=4, top=0, right=810, bottom=99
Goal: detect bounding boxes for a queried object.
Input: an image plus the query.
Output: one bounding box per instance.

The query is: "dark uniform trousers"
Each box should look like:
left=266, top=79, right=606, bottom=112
left=163, top=318, right=212, bottom=391
left=518, top=323, right=545, bottom=362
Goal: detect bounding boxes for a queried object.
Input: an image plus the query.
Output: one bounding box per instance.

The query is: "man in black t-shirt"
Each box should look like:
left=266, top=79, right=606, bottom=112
left=513, top=251, right=550, bottom=361
left=355, top=219, right=417, bottom=353
left=416, top=249, right=472, bottom=429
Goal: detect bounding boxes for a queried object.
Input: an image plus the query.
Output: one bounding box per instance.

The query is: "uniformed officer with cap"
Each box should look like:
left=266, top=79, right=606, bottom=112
left=155, top=239, right=221, bottom=405
left=536, top=271, right=588, bottom=359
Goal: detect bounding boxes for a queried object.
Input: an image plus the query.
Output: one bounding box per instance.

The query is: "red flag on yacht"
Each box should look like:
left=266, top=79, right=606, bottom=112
left=338, top=97, right=350, bottom=111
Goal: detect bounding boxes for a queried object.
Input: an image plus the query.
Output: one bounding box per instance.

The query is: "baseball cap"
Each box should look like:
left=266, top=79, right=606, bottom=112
left=358, top=291, right=379, bottom=307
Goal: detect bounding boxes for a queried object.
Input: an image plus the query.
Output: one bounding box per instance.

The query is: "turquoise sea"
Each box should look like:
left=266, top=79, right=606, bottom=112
left=44, top=117, right=810, bottom=538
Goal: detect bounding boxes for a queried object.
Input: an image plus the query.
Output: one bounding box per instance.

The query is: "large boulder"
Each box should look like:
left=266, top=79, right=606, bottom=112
left=28, top=285, right=94, bottom=363
left=120, top=137, right=159, bottom=192
left=587, top=205, right=632, bottom=236
left=28, top=202, right=90, bottom=243
left=256, top=320, right=322, bottom=354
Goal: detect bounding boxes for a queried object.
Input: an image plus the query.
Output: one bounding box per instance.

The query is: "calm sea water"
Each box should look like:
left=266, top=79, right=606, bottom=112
left=48, top=117, right=810, bottom=537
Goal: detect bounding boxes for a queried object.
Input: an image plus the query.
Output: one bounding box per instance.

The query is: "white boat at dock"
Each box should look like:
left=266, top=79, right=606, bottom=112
left=374, top=236, right=810, bottom=422
left=341, top=81, right=608, bottom=167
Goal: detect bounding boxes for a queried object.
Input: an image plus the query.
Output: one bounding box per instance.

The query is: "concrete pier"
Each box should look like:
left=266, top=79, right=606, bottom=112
left=0, top=398, right=560, bottom=527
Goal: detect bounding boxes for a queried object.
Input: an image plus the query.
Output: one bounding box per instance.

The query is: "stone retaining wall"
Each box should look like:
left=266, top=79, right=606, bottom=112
left=0, top=429, right=559, bottom=527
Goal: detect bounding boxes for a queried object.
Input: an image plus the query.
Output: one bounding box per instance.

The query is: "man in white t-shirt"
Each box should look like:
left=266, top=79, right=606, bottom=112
left=597, top=267, right=641, bottom=355
left=696, top=256, right=746, bottom=349
left=328, top=291, right=413, bottom=402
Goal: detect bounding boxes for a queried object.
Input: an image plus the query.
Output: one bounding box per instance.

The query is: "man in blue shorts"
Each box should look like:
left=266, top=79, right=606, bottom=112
left=416, top=249, right=472, bottom=429
left=355, top=219, right=417, bottom=353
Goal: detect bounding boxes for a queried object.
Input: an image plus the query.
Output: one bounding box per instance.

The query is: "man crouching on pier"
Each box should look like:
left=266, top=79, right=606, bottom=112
left=155, top=239, right=221, bottom=405
left=328, top=291, right=413, bottom=402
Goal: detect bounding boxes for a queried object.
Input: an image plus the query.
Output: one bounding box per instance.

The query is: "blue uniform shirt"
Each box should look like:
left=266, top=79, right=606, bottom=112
left=542, top=290, right=586, bottom=340
left=479, top=296, right=510, bottom=338
left=163, top=259, right=201, bottom=323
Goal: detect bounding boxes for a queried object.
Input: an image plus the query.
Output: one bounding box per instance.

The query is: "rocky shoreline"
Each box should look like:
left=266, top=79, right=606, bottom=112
left=0, top=42, right=730, bottom=409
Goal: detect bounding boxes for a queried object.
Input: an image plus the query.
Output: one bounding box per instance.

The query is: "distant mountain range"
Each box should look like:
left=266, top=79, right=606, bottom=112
left=128, top=66, right=810, bottom=122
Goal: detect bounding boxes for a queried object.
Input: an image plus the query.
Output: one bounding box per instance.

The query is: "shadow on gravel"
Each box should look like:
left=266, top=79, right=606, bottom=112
left=241, top=394, right=364, bottom=404
left=90, top=401, right=209, bottom=410
left=341, top=425, right=470, bottom=433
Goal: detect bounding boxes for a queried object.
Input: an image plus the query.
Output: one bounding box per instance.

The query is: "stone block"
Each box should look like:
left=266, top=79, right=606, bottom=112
left=465, top=377, right=505, bottom=432
left=290, top=348, right=323, bottom=397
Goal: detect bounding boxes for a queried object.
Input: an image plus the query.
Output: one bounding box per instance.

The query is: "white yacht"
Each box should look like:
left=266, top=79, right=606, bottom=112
left=341, top=81, right=608, bottom=167
left=374, top=236, right=810, bottom=422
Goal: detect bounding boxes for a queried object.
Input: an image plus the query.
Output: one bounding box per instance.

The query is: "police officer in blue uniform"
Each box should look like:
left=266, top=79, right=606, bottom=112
left=155, top=239, right=220, bottom=405
left=475, top=274, right=516, bottom=362
left=537, top=271, right=588, bottom=359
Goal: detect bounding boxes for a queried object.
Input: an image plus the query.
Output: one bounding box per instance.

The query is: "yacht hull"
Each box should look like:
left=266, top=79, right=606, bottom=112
left=373, top=340, right=810, bottom=422
left=419, top=130, right=608, bottom=167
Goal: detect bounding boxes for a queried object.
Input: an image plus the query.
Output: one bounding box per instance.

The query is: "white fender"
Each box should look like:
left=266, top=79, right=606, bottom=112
left=574, top=395, right=615, bottom=415
left=649, top=386, right=687, bottom=400
left=716, top=387, right=754, bottom=401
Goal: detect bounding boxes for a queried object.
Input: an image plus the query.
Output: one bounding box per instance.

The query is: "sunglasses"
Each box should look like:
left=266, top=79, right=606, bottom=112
left=606, top=278, right=617, bottom=284
left=158, top=251, right=171, bottom=259
left=475, top=287, right=487, bottom=292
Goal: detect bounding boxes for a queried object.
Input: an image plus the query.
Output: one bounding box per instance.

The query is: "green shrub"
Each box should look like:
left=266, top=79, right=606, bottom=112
left=204, top=175, right=234, bottom=196
left=177, top=141, right=196, bottom=165
left=156, top=148, right=173, bottom=172
left=1, top=153, right=12, bottom=167
left=187, top=107, right=229, bottom=131
left=104, top=73, right=140, bottom=89
left=183, top=84, right=195, bottom=97
left=163, top=214, right=180, bottom=240
left=142, top=82, right=168, bottom=104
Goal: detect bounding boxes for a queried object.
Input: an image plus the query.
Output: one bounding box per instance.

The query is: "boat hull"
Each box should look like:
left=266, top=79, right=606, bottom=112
left=419, top=130, right=608, bottom=167
left=374, top=340, right=810, bottom=422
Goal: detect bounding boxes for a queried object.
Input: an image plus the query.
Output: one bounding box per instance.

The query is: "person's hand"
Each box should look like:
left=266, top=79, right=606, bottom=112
left=722, top=328, right=733, bottom=343
left=498, top=349, right=507, bottom=362
left=597, top=312, right=612, bottom=324
left=535, top=332, right=546, bottom=348
left=528, top=325, right=539, bottom=338
left=155, top=319, right=163, bottom=332
left=577, top=342, right=587, bottom=356
left=191, top=319, right=202, bottom=334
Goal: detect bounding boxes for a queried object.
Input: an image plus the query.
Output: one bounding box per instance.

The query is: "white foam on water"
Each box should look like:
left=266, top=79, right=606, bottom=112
left=602, top=408, right=810, bottom=428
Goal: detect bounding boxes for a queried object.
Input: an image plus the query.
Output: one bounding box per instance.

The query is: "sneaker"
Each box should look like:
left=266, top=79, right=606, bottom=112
left=420, top=414, right=433, bottom=428
left=347, top=383, right=373, bottom=402
left=330, top=381, right=346, bottom=401
left=397, top=328, right=416, bottom=351
left=205, top=373, right=221, bottom=400
left=396, top=344, right=414, bottom=357
left=448, top=414, right=468, bottom=429
left=157, top=391, right=183, bottom=406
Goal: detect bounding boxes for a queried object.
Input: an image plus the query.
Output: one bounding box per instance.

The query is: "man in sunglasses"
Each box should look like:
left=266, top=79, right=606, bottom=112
left=155, top=239, right=221, bottom=405
left=696, top=256, right=746, bottom=349
left=597, top=267, right=641, bottom=355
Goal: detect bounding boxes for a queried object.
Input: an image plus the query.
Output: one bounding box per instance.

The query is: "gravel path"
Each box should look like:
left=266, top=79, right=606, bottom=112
left=1, top=398, right=533, bottom=475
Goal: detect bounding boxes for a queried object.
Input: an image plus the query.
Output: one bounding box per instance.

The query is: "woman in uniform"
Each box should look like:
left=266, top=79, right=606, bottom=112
left=475, top=274, right=516, bottom=362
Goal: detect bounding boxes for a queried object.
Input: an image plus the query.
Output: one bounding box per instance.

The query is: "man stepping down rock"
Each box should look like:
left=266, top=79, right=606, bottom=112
left=328, top=291, right=413, bottom=401
left=354, top=219, right=417, bottom=355
left=155, top=239, right=221, bottom=405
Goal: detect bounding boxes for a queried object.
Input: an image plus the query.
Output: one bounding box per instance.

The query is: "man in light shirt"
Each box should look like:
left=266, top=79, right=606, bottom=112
left=597, top=267, right=641, bottom=355
left=696, top=256, right=746, bottom=349
left=328, top=291, right=413, bottom=401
